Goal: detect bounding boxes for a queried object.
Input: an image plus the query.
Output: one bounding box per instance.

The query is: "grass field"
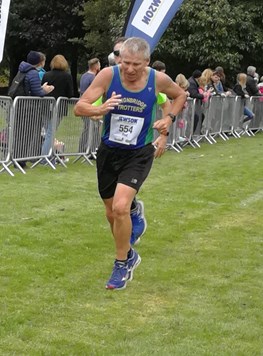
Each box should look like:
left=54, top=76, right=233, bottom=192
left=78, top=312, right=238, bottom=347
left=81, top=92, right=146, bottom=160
left=1, top=134, right=263, bottom=355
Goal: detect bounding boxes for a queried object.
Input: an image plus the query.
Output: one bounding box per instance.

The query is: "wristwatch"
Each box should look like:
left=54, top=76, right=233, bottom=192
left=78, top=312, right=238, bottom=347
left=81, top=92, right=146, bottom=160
left=167, top=113, right=176, bottom=122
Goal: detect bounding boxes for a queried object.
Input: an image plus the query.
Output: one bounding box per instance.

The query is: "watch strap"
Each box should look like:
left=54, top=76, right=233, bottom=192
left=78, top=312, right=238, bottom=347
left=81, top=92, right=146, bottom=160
left=167, top=113, right=176, bottom=122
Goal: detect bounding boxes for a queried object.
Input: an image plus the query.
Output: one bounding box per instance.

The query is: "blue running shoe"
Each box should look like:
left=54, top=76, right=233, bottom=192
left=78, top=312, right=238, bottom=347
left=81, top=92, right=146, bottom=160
left=105, top=260, right=129, bottom=290
left=127, top=248, right=141, bottom=281
left=130, top=200, right=147, bottom=245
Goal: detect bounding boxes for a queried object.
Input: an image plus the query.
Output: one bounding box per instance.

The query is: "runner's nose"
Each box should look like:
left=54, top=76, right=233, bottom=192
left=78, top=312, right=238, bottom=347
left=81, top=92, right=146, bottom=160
left=127, top=65, right=134, bottom=73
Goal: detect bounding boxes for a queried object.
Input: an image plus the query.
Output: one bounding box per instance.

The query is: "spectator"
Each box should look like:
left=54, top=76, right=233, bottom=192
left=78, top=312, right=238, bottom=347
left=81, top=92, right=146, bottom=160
left=112, top=36, right=127, bottom=64
left=198, top=75, right=213, bottom=134
left=152, top=60, right=166, bottom=72
left=233, top=73, right=254, bottom=123
left=201, top=68, right=213, bottom=88
left=42, top=54, right=73, bottom=99
left=175, top=73, right=190, bottom=141
left=246, top=66, right=262, bottom=96
left=79, top=58, right=101, bottom=96
left=258, top=76, right=263, bottom=94
left=13, top=51, right=54, bottom=168
left=188, top=69, right=208, bottom=133
left=19, top=51, right=54, bottom=97
left=78, top=58, right=101, bottom=152
left=36, top=52, right=46, bottom=81
left=151, top=61, right=172, bottom=149
left=206, top=70, right=232, bottom=97
left=152, top=60, right=171, bottom=121
left=198, top=76, right=211, bottom=103
left=175, top=73, right=189, bottom=94
left=188, top=70, right=205, bottom=100
left=108, top=52, right=115, bottom=66
left=215, top=66, right=231, bottom=92
left=41, top=54, right=74, bottom=156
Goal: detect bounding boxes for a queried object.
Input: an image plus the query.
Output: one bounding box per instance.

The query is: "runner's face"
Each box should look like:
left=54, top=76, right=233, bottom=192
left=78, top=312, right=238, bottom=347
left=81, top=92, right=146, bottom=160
left=120, top=50, right=149, bottom=82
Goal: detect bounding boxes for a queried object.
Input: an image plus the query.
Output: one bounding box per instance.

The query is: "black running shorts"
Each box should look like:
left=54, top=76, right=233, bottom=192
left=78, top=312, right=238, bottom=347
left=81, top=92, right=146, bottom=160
left=96, top=141, right=155, bottom=199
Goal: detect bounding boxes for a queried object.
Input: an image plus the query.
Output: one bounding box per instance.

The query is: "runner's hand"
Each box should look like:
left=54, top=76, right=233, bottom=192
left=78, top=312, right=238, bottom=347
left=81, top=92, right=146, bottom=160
left=153, top=116, right=171, bottom=136
left=101, top=91, right=122, bottom=114
left=153, top=134, right=168, bottom=158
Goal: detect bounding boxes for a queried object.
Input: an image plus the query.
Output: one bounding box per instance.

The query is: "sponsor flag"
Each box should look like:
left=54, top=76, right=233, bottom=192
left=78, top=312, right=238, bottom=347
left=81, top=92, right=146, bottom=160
left=123, top=0, right=184, bottom=53
left=0, top=0, right=11, bottom=63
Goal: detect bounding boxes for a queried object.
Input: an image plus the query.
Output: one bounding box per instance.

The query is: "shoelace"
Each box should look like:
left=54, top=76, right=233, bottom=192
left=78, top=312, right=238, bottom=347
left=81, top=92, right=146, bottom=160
left=111, top=263, right=128, bottom=281
left=133, top=207, right=142, bottom=219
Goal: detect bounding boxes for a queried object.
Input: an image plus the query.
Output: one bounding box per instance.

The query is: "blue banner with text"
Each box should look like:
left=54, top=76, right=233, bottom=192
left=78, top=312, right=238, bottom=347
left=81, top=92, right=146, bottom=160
left=124, top=0, right=184, bottom=53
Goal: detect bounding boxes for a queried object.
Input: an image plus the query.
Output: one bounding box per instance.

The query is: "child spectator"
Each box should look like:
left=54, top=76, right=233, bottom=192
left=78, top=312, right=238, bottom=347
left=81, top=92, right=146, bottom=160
left=198, top=76, right=211, bottom=103
left=246, top=66, right=262, bottom=96
left=175, top=73, right=190, bottom=94
left=258, top=76, right=263, bottom=94
left=233, top=73, right=254, bottom=123
left=175, top=74, right=189, bottom=141
left=207, top=70, right=232, bottom=97
left=202, top=68, right=213, bottom=89
left=198, top=74, right=213, bottom=134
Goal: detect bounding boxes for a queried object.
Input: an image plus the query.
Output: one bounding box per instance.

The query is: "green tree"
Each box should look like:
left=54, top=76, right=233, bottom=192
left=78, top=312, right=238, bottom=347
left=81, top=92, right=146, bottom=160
left=79, top=0, right=263, bottom=82
left=5, top=0, right=85, bottom=95
left=79, top=0, right=129, bottom=63
left=157, top=0, right=263, bottom=80
left=2, top=0, right=263, bottom=91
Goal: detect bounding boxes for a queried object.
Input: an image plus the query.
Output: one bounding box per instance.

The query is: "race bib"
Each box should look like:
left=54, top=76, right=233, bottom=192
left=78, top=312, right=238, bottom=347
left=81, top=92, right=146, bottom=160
left=109, top=113, right=144, bottom=145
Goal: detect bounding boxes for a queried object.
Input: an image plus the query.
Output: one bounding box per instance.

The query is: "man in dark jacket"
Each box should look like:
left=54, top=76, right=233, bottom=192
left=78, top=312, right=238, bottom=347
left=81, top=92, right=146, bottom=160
left=188, top=70, right=204, bottom=101
left=246, top=66, right=262, bottom=97
left=13, top=51, right=54, bottom=168
left=19, top=51, right=54, bottom=97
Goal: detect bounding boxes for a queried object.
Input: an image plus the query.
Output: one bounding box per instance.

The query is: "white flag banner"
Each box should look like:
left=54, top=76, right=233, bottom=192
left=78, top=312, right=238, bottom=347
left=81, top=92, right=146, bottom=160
left=0, top=0, right=11, bottom=63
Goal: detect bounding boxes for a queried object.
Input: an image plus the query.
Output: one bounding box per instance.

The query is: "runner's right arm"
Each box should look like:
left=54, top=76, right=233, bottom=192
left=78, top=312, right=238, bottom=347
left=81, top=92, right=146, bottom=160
left=74, top=67, right=122, bottom=119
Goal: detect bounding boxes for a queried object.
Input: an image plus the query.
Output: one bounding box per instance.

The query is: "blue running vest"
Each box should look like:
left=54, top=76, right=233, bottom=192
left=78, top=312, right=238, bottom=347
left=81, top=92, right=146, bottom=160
left=101, top=66, right=157, bottom=149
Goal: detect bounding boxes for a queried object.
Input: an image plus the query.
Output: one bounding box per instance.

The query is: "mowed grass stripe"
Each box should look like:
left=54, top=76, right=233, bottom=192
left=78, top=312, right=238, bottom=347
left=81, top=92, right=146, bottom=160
left=0, top=134, right=262, bottom=355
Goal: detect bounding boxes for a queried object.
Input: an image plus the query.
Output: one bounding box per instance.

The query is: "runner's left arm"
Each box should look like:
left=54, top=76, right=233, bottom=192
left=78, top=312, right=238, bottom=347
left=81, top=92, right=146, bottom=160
left=153, top=73, right=186, bottom=135
left=153, top=95, right=171, bottom=158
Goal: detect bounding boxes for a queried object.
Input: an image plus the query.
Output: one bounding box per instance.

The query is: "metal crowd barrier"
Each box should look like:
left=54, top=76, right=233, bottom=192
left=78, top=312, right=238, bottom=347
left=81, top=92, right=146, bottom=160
left=10, top=96, right=57, bottom=173
left=227, top=96, right=244, bottom=138
left=86, top=119, right=103, bottom=160
left=0, top=96, right=102, bottom=175
left=50, top=97, right=88, bottom=166
left=166, top=95, right=263, bottom=153
left=239, top=97, right=255, bottom=137
left=248, top=97, right=263, bottom=134
left=220, top=96, right=238, bottom=140
left=0, top=96, right=13, bottom=176
left=203, top=96, right=225, bottom=142
left=168, top=98, right=198, bottom=151
left=73, top=116, right=103, bottom=165
left=1, top=95, right=262, bottom=176
left=201, top=95, right=243, bottom=143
